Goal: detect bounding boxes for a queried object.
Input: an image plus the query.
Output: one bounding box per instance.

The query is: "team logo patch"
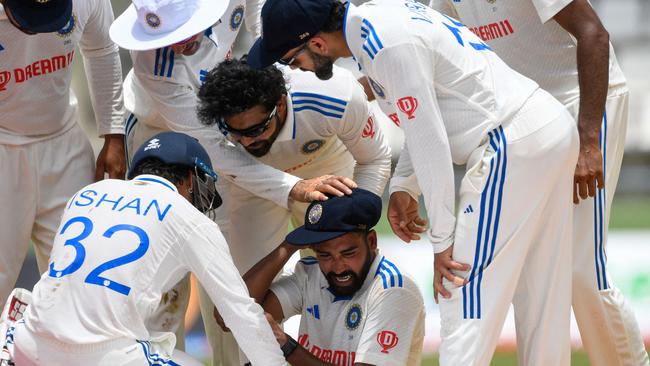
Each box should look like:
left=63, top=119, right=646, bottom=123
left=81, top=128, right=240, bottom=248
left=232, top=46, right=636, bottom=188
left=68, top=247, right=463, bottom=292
left=56, top=13, right=77, bottom=37
left=144, top=138, right=161, bottom=151
left=397, top=96, right=418, bottom=120
left=308, top=204, right=323, bottom=224
left=361, top=116, right=376, bottom=139
left=377, top=330, right=399, bottom=353
left=230, top=5, right=244, bottom=30
left=368, top=77, right=385, bottom=99
left=145, top=12, right=162, bottom=29
left=302, top=139, right=325, bottom=154
left=0, top=71, right=10, bottom=92
left=345, top=304, right=362, bottom=330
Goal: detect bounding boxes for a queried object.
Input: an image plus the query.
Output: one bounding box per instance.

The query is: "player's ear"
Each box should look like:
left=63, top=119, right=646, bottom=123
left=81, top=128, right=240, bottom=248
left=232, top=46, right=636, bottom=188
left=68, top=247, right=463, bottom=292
left=309, top=35, right=329, bottom=55
left=366, top=230, right=377, bottom=252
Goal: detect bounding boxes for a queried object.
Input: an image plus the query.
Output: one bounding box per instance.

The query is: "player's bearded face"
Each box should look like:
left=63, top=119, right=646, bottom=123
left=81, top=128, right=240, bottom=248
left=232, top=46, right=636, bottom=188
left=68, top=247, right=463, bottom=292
left=321, top=234, right=376, bottom=296
left=307, top=48, right=335, bottom=81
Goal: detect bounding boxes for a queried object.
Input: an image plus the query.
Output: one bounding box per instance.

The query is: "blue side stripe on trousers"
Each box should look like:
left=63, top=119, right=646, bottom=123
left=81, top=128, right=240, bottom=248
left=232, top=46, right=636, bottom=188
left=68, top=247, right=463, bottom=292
left=595, top=111, right=608, bottom=290
left=463, top=126, right=507, bottom=319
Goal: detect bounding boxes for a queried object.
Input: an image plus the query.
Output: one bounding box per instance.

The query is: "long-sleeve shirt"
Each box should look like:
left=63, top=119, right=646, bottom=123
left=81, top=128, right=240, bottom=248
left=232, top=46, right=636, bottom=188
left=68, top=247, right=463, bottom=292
left=0, top=0, right=124, bottom=145
left=344, top=0, right=539, bottom=252
left=23, top=175, right=286, bottom=365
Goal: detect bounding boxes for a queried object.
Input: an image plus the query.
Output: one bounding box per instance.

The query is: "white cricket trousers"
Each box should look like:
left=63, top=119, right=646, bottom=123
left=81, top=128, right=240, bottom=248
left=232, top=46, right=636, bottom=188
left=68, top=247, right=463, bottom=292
left=0, top=125, right=94, bottom=305
left=12, top=320, right=203, bottom=366
left=438, top=90, right=579, bottom=366
left=567, top=90, right=649, bottom=366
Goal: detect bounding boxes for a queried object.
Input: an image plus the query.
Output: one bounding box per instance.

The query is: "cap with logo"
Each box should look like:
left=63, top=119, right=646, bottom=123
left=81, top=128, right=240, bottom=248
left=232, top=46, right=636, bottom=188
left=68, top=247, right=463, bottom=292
left=286, top=188, right=382, bottom=246
left=109, top=0, right=228, bottom=51
left=247, top=0, right=334, bottom=69
left=2, top=0, right=72, bottom=33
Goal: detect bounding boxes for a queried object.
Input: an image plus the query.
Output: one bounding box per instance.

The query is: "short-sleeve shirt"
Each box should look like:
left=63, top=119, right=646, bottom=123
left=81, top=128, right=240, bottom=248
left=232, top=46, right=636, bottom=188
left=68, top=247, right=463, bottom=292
left=271, top=252, right=425, bottom=366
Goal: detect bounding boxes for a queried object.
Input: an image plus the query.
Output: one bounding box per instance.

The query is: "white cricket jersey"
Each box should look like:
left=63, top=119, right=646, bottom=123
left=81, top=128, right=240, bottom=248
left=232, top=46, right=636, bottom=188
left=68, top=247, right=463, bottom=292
left=345, top=0, right=539, bottom=251
left=0, top=0, right=124, bottom=145
left=22, top=175, right=286, bottom=365
left=251, top=65, right=391, bottom=196
left=429, top=0, right=627, bottom=106
left=271, top=252, right=425, bottom=366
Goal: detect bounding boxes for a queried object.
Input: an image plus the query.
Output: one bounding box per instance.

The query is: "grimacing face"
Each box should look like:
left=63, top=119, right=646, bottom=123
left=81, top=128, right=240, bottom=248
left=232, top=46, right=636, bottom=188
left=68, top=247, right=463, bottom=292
left=222, top=98, right=287, bottom=157
left=313, top=231, right=378, bottom=296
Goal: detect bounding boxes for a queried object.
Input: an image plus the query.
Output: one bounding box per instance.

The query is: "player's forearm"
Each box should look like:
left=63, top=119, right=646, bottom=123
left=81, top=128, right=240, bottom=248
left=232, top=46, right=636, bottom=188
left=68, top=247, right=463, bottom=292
left=285, top=342, right=337, bottom=366
left=243, top=242, right=300, bottom=303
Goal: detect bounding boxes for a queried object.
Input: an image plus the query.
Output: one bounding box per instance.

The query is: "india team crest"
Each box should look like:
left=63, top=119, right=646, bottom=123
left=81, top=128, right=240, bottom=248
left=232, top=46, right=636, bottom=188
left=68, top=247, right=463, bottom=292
left=145, top=12, right=162, bottom=29
left=230, top=6, right=244, bottom=30
left=56, top=13, right=77, bottom=37
left=308, top=204, right=323, bottom=224
left=301, top=139, right=325, bottom=154
left=368, top=77, right=385, bottom=99
left=345, top=304, right=362, bottom=330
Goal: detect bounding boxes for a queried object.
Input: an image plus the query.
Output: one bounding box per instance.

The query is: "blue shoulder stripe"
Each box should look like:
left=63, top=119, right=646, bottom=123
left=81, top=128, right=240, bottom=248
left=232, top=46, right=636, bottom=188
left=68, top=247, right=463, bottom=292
left=292, top=99, right=345, bottom=113
left=293, top=105, right=343, bottom=119
left=360, top=19, right=384, bottom=60
left=291, top=92, right=347, bottom=106
left=154, top=47, right=175, bottom=77
left=374, top=257, right=403, bottom=289
left=362, top=19, right=384, bottom=49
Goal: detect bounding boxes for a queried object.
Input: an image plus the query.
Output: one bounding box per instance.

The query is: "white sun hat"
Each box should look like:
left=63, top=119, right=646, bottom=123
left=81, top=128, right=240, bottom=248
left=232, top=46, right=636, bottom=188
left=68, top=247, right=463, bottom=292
left=110, top=0, right=229, bottom=51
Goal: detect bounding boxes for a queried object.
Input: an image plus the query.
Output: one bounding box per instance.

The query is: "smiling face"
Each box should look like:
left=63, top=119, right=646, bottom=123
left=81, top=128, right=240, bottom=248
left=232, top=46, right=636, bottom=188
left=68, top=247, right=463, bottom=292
left=222, top=96, right=287, bottom=157
left=313, top=231, right=378, bottom=296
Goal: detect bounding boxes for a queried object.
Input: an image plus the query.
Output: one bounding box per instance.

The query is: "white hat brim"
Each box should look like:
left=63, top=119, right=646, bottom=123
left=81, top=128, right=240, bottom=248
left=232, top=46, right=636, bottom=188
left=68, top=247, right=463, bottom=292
left=110, top=0, right=229, bottom=51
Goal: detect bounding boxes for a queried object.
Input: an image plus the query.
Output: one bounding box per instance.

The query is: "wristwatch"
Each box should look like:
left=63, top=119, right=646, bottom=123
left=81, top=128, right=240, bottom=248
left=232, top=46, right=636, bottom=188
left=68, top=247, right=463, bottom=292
left=281, top=334, right=299, bottom=358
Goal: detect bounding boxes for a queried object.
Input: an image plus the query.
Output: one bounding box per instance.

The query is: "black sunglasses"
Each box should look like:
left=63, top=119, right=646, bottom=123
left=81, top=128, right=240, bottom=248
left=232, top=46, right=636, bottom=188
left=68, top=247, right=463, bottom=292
left=219, top=105, right=278, bottom=138
left=279, top=42, right=309, bottom=66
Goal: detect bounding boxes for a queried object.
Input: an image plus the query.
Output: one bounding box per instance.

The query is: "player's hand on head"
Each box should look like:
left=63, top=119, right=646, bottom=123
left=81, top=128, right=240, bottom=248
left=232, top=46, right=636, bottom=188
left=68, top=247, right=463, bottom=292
left=433, top=245, right=470, bottom=303
left=290, top=175, right=357, bottom=203
left=95, top=134, right=126, bottom=181
left=213, top=306, right=230, bottom=332
left=388, top=191, right=427, bottom=243
left=573, top=142, right=605, bottom=204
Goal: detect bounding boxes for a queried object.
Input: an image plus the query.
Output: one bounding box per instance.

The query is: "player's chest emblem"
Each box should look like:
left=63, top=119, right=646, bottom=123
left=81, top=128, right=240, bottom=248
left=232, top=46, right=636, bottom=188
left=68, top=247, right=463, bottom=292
left=301, top=139, right=325, bottom=154
left=230, top=5, right=244, bottom=30
left=345, top=303, right=363, bottom=330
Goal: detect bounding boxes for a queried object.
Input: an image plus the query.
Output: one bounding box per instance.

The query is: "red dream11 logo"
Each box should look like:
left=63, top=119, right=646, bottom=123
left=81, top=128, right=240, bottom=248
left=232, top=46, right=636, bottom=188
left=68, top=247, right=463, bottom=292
left=397, top=96, right=418, bottom=120
left=0, top=70, right=11, bottom=92
left=377, top=330, right=399, bottom=353
left=361, top=116, right=376, bottom=138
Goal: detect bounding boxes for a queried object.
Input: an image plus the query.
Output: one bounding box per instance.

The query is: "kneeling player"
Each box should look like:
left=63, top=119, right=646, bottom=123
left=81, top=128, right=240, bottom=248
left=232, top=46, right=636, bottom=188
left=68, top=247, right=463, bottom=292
left=3, top=132, right=286, bottom=366
left=237, top=189, right=425, bottom=365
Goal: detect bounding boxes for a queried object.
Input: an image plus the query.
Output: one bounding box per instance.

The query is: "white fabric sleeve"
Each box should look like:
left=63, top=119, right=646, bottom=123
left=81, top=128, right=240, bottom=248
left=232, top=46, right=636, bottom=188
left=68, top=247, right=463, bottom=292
left=531, top=0, right=573, bottom=23
left=269, top=261, right=310, bottom=320
left=428, top=0, right=460, bottom=18
left=355, top=288, right=424, bottom=366
left=131, top=64, right=302, bottom=209
left=372, top=44, right=456, bottom=253
left=333, top=79, right=391, bottom=196
left=389, top=141, right=421, bottom=200
left=181, top=222, right=286, bottom=366
left=244, top=0, right=264, bottom=38
left=79, top=0, right=124, bottom=137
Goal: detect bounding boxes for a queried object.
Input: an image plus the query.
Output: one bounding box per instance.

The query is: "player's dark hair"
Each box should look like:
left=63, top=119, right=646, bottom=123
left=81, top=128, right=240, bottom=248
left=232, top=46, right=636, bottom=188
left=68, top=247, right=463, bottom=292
left=197, top=58, right=287, bottom=126
left=130, top=158, right=190, bottom=186
left=320, top=1, right=346, bottom=33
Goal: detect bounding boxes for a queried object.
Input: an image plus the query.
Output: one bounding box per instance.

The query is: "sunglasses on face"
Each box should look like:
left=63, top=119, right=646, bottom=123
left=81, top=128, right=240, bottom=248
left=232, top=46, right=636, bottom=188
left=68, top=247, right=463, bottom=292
left=279, top=42, right=309, bottom=66
left=219, top=105, right=278, bottom=138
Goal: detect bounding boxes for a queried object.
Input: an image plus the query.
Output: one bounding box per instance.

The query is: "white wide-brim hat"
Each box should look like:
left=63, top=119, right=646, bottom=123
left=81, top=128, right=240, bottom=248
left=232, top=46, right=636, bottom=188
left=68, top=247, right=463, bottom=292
left=110, top=0, right=229, bottom=51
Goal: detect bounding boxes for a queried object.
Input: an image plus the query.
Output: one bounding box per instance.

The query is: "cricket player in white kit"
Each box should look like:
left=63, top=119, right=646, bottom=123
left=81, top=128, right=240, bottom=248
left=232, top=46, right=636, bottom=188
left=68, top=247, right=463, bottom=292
left=0, top=0, right=125, bottom=305
left=238, top=189, right=425, bottom=366
left=248, top=0, right=580, bottom=364
left=2, top=132, right=287, bottom=366
left=429, top=1, right=648, bottom=364
left=109, top=0, right=266, bottom=361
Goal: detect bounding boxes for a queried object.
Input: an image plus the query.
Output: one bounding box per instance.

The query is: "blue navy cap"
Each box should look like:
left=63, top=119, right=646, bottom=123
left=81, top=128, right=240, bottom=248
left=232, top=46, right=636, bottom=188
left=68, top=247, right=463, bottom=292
left=247, top=0, right=334, bottom=69
left=128, top=131, right=217, bottom=180
left=286, top=188, right=382, bottom=246
left=3, top=0, right=73, bottom=33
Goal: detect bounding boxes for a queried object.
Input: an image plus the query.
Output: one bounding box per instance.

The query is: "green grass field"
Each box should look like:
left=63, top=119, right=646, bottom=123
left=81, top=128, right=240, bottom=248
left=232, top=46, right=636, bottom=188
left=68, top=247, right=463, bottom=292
left=420, top=352, right=591, bottom=365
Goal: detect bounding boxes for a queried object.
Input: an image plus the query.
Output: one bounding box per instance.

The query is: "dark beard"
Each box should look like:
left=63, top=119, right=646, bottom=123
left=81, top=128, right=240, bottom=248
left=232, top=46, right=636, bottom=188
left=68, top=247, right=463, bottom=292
left=325, top=250, right=375, bottom=297
left=243, top=114, right=284, bottom=157
left=307, top=48, right=334, bottom=80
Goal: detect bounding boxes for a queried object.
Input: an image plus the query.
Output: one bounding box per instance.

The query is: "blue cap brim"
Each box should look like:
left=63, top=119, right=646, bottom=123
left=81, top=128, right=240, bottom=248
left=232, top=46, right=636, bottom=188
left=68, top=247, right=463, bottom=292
left=247, top=37, right=287, bottom=69
left=5, top=0, right=72, bottom=33
left=285, top=226, right=349, bottom=246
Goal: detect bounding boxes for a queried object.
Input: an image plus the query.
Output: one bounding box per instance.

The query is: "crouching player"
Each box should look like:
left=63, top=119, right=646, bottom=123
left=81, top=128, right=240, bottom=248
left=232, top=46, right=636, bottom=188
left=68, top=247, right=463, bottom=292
left=2, top=132, right=286, bottom=366
left=235, top=189, right=425, bottom=365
